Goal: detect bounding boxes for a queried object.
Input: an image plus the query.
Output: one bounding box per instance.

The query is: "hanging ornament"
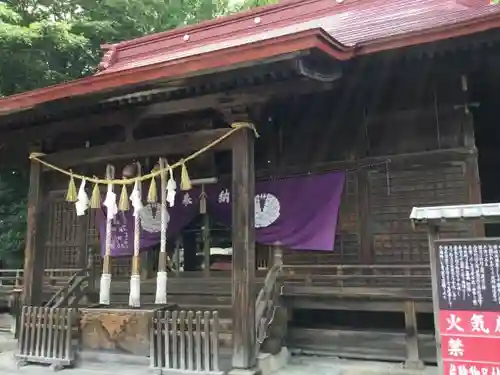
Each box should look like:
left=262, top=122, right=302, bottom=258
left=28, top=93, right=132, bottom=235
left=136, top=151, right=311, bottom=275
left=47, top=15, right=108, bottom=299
left=90, top=179, right=101, bottom=209
left=75, top=179, right=89, bottom=216
left=130, top=182, right=143, bottom=217
left=103, top=165, right=117, bottom=221
left=199, top=185, right=207, bottom=214
left=180, top=160, right=192, bottom=191
left=66, top=171, right=78, bottom=202
left=166, top=164, right=176, bottom=207
left=130, top=162, right=143, bottom=217
left=118, top=181, right=130, bottom=212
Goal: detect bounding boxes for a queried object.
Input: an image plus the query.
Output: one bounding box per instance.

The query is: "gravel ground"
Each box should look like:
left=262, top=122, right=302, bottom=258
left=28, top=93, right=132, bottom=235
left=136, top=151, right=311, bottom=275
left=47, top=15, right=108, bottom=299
left=0, top=315, right=438, bottom=375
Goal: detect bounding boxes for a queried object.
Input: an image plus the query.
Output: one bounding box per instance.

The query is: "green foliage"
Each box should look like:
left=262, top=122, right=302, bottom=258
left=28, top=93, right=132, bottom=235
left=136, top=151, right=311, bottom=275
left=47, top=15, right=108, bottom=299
left=231, top=0, right=278, bottom=12
left=0, top=0, right=274, bottom=266
left=0, top=168, right=28, bottom=267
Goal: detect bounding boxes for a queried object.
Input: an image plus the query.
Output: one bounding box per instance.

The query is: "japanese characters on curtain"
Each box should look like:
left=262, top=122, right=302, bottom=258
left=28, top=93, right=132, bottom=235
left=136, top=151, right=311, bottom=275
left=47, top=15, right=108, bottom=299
left=97, top=171, right=346, bottom=256
left=436, top=239, right=500, bottom=375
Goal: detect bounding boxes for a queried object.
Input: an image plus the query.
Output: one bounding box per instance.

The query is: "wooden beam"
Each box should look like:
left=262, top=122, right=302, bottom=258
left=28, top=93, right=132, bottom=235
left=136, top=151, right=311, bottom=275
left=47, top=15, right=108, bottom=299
left=231, top=126, right=256, bottom=370
left=255, top=147, right=475, bottom=179
left=22, top=146, right=47, bottom=306
left=42, top=128, right=232, bottom=168
left=142, top=78, right=333, bottom=118
left=3, top=78, right=331, bottom=146
left=1, top=108, right=141, bottom=144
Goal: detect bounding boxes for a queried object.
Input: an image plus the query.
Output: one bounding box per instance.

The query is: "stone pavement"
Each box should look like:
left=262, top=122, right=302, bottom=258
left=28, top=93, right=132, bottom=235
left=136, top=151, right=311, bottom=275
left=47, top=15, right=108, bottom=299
left=0, top=330, right=438, bottom=375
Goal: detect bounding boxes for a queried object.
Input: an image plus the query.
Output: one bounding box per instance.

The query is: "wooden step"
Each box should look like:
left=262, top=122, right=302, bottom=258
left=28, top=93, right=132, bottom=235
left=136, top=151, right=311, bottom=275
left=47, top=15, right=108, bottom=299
left=109, top=293, right=231, bottom=305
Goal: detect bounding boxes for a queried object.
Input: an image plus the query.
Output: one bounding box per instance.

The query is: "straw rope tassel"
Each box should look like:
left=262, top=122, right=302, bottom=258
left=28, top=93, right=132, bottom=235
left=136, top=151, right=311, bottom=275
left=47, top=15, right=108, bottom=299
left=180, top=160, right=192, bottom=191
left=90, top=179, right=101, bottom=209
left=66, top=171, right=78, bottom=202
left=100, top=164, right=116, bottom=305
left=147, top=176, right=158, bottom=203
left=129, top=162, right=142, bottom=307
left=155, top=157, right=168, bottom=304
left=118, top=180, right=130, bottom=211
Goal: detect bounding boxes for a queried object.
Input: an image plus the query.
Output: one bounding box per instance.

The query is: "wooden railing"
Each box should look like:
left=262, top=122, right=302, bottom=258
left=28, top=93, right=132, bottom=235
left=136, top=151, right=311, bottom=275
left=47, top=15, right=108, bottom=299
left=45, top=250, right=94, bottom=308
left=150, top=310, right=223, bottom=374
left=16, top=306, right=78, bottom=370
left=45, top=269, right=89, bottom=308
left=281, top=264, right=432, bottom=297
left=255, top=245, right=283, bottom=354
left=0, top=269, right=82, bottom=290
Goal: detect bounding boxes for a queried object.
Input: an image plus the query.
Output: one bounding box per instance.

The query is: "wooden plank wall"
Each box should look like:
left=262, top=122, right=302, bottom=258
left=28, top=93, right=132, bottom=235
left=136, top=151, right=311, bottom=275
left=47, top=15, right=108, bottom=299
left=41, top=103, right=478, bottom=276
left=282, top=107, right=477, bottom=267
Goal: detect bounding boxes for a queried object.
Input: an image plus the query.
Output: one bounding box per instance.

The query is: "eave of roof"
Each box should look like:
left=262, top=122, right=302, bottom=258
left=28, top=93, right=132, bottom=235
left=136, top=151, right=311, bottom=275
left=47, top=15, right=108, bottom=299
left=0, top=29, right=347, bottom=115
left=1, top=0, right=499, bottom=117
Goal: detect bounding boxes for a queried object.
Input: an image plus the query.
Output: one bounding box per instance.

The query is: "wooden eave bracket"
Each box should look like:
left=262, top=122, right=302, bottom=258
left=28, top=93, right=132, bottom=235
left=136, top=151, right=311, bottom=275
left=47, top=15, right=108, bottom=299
left=0, top=29, right=351, bottom=115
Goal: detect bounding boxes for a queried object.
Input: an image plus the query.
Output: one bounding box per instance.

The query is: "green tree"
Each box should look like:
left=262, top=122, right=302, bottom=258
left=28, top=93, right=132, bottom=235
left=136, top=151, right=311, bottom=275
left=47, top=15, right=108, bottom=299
left=0, top=167, right=28, bottom=267
left=0, top=0, right=274, bottom=266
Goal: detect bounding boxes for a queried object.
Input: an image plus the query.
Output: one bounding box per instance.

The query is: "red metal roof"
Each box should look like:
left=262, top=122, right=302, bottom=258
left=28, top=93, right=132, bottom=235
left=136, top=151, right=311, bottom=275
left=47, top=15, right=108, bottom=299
left=0, top=0, right=499, bottom=115
left=98, top=0, right=500, bottom=74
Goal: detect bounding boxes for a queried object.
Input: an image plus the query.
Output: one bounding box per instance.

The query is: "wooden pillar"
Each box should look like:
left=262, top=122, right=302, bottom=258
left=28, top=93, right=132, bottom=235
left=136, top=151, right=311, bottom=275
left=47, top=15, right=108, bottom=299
left=463, top=113, right=484, bottom=237
left=202, top=214, right=211, bottom=277
left=357, top=168, right=372, bottom=263
left=231, top=126, right=256, bottom=370
left=404, top=300, right=424, bottom=369
left=140, top=250, right=152, bottom=280
left=76, top=214, right=89, bottom=269
left=428, top=224, right=443, bottom=372
left=22, top=149, right=47, bottom=306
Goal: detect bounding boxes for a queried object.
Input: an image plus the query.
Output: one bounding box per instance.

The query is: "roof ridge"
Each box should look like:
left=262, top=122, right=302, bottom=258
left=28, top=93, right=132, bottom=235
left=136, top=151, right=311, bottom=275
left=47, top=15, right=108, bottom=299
left=100, top=0, right=328, bottom=52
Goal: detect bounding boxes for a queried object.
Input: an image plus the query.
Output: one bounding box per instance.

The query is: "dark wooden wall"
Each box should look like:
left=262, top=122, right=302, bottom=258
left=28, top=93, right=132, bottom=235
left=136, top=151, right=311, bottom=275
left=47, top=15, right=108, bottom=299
left=39, top=54, right=487, bottom=275
left=282, top=106, right=478, bottom=267
left=40, top=108, right=478, bottom=274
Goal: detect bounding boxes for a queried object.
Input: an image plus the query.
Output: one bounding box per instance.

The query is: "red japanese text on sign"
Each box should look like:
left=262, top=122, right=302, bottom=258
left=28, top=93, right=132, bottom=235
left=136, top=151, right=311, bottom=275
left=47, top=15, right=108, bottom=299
left=440, top=310, right=500, bottom=369
left=445, top=362, right=500, bottom=375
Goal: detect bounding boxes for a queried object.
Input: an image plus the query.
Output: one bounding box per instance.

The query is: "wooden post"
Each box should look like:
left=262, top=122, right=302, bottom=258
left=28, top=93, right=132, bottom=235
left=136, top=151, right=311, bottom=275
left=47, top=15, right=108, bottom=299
left=463, top=113, right=484, bottom=237
left=428, top=224, right=443, bottom=372
left=231, top=126, right=256, bottom=370
left=76, top=215, right=89, bottom=270
left=357, top=168, right=372, bottom=263
left=22, top=149, right=47, bottom=306
left=404, top=300, right=424, bottom=369
left=202, top=214, right=211, bottom=277
left=140, top=250, right=152, bottom=280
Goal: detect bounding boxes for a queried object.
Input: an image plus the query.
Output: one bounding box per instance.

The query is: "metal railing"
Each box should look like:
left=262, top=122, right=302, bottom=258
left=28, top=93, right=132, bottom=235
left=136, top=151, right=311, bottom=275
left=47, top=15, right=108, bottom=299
left=150, top=310, right=223, bottom=374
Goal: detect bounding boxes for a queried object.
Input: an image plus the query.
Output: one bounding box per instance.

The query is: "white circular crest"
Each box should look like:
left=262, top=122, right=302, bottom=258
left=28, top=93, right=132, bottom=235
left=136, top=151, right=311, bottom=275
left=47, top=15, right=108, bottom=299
left=255, top=193, right=280, bottom=228
left=139, top=204, right=169, bottom=233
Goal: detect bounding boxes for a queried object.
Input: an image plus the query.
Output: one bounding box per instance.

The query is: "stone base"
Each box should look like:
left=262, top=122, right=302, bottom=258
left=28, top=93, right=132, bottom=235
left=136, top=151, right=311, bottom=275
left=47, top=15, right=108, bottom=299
left=80, top=306, right=158, bottom=357
left=228, top=368, right=262, bottom=375
left=79, top=350, right=150, bottom=367
left=404, top=360, right=425, bottom=370
left=257, top=347, right=290, bottom=375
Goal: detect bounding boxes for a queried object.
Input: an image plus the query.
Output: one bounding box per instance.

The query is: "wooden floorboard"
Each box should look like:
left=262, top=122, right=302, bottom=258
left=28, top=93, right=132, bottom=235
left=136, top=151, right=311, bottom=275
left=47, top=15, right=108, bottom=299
left=288, top=327, right=437, bottom=364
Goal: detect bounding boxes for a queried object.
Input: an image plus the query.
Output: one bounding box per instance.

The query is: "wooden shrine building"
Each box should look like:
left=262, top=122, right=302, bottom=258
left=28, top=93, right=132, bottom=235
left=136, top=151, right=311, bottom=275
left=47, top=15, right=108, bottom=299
left=1, top=0, right=500, bottom=370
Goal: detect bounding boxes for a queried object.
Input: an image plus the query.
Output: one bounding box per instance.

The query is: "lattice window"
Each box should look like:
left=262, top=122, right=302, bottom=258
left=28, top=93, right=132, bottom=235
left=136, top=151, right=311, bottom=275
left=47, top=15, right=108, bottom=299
left=369, top=162, right=474, bottom=263
left=44, top=199, right=81, bottom=269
